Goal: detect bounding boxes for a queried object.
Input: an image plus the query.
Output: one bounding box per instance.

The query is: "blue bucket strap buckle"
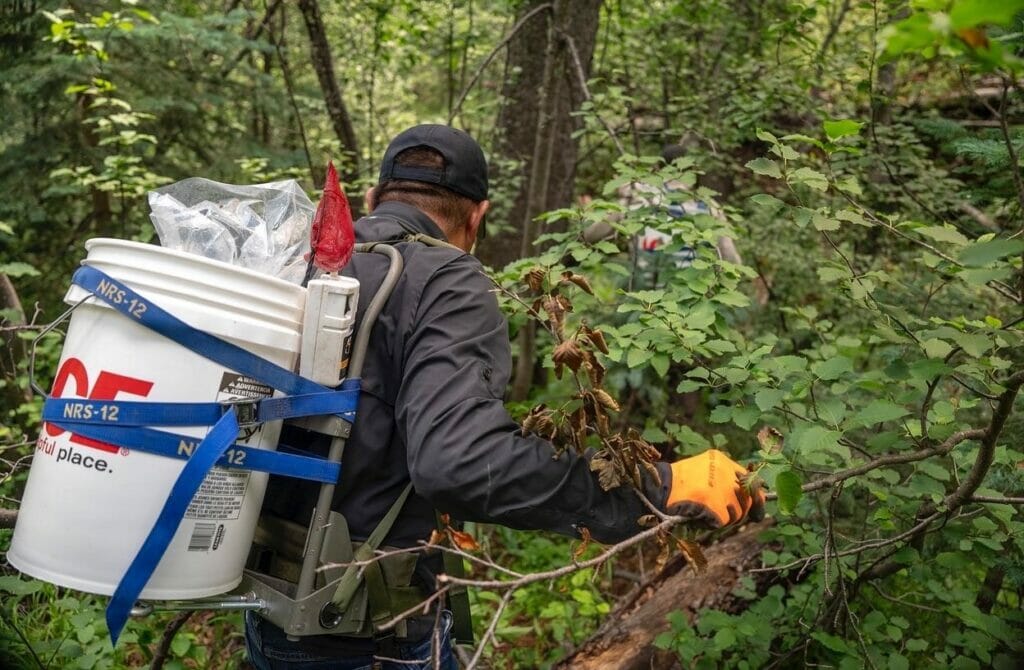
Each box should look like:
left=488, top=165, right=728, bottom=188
left=223, top=397, right=260, bottom=427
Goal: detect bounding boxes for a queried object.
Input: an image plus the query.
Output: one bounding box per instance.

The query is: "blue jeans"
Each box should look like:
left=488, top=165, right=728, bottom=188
left=244, top=611, right=457, bottom=670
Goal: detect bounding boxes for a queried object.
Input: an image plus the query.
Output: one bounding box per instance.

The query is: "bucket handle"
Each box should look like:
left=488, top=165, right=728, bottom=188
left=28, top=293, right=94, bottom=398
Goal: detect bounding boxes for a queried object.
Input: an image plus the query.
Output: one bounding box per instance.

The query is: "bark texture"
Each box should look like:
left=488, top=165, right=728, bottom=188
left=555, top=520, right=771, bottom=670
left=478, top=0, right=601, bottom=401
left=478, top=0, right=601, bottom=270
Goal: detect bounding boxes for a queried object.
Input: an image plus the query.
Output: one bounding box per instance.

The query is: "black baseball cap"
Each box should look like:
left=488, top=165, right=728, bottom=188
left=378, top=124, right=489, bottom=203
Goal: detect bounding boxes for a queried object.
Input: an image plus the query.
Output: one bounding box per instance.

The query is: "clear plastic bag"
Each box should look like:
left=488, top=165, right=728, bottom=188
left=148, top=178, right=313, bottom=284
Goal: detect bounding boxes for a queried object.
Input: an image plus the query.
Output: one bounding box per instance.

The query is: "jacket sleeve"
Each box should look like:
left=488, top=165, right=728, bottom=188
left=395, top=255, right=669, bottom=544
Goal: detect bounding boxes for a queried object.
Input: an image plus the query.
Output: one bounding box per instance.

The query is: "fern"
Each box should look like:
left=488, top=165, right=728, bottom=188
left=914, top=117, right=969, bottom=143
left=951, top=133, right=1024, bottom=169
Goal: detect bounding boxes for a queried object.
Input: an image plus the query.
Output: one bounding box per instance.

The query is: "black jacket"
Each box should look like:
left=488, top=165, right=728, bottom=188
left=268, top=201, right=668, bottom=548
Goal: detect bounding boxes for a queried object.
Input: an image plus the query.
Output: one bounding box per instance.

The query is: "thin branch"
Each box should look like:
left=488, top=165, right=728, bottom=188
left=220, top=0, right=284, bottom=79
left=149, top=611, right=194, bottom=670
left=751, top=510, right=945, bottom=575
left=270, top=10, right=316, bottom=185
left=957, top=201, right=1000, bottom=232
left=942, top=370, right=1024, bottom=511
left=969, top=495, right=1024, bottom=505
left=439, top=513, right=686, bottom=590
left=464, top=589, right=514, bottom=670
left=561, top=33, right=625, bottom=156
left=837, top=191, right=1022, bottom=303
left=448, top=2, right=553, bottom=124
left=763, top=428, right=986, bottom=499
left=378, top=587, right=451, bottom=632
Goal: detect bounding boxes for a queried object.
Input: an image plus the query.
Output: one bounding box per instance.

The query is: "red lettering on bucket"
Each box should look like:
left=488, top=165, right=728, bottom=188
left=44, top=357, right=154, bottom=454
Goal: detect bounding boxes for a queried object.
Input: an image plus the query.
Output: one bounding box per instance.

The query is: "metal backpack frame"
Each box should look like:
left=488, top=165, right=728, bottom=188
left=32, top=239, right=471, bottom=647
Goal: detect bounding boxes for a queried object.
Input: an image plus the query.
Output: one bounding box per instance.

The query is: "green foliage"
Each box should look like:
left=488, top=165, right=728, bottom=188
left=3, top=0, right=1024, bottom=667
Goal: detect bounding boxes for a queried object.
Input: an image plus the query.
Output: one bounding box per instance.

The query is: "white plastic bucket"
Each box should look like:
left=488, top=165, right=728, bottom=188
left=8, top=238, right=306, bottom=599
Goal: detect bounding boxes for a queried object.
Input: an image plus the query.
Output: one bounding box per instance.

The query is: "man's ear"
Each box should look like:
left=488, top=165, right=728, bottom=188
left=364, top=186, right=377, bottom=213
left=467, top=199, right=490, bottom=243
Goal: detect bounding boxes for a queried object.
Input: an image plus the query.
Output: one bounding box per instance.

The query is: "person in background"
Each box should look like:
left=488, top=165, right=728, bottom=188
left=583, top=140, right=743, bottom=290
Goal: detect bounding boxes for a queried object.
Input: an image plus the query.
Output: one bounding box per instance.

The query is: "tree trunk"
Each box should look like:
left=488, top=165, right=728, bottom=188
left=480, top=0, right=601, bottom=401
left=478, top=0, right=601, bottom=270
left=555, top=521, right=771, bottom=670
left=296, top=0, right=361, bottom=199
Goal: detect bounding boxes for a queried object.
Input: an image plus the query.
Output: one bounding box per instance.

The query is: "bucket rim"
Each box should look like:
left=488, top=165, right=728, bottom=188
left=84, top=237, right=307, bottom=294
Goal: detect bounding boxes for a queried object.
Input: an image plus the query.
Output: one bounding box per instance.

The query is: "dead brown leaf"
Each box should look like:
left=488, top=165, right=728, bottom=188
left=525, top=266, right=546, bottom=292
left=676, top=538, right=708, bottom=574
left=573, top=526, right=592, bottom=561
left=585, top=328, right=610, bottom=355
left=553, top=339, right=584, bottom=373
left=448, top=529, right=480, bottom=551
left=561, top=271, right=594, bottom=295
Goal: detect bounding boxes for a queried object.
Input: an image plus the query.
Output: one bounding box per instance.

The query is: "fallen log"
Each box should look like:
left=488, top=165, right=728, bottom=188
left=555, top=520, right=772, bottom=670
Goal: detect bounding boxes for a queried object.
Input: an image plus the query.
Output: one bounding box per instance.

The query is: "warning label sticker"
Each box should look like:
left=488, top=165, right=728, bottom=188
left=218, top=373, right=272, bottom=401
left=185, top=468, right=250, bottom=520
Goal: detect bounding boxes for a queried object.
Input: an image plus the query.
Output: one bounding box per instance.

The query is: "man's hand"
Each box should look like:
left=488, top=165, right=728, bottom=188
left=665, top=449, right=765, bottom=527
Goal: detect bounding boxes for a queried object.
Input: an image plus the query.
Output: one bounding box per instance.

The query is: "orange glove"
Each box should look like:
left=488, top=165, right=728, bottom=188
left=665, top=449, right=765, bottom=527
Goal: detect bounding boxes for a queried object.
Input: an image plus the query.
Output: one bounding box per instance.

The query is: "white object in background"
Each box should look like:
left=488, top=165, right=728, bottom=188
left=299, top=276, right=360, bottom=387
left=8, top=238, right=306, bottom=600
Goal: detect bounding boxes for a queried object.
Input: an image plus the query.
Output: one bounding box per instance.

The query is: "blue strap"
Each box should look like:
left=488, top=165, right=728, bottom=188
left=42, top=390, right=359, bottom=427
left=72, top=266, right=325, bottom=397
left=106, top=409, right=241, bottom=645
left=47, top=421, right=340, bottom=484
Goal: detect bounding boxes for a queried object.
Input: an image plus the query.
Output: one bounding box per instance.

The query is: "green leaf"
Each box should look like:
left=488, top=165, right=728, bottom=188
left=812, top=632, right=852, bottom=654
left=958, top=238, right=1024, bottom=266
left=793, top=207, right=813, bottom=228
left=713, top=627, right=737, bottom=650
left=851, top=400, right=910, bottom=427
left=917, top=225, right=969, bottom=246
left=909, top=358, right=951, bottom=380
left=651, top=353, right=670, bottom=377
left=824, top=119, right=864, bottom=140
left=171, top=634, right=191, bottom=656
left=888, top=653, right=910, bottom=670
left=952, top=332, right=990, bottom=357
left=746, top=157, right=782, bottom=179
left=755, top=388, right=786, bottom=411
left=0, top=261, right=40, bottom=278
left=775, top=470, right=803, bottom=514
left=0, top=576, right=43, bottom=596
left=709, top=405, right=733, bottom=424
left=835, top=209, right=870, bottom=226
left=750, top=193, right=786, bottom=212
left=733, top=406, right=760, bottom=430
left=818, top=266, right=848, bottom=282
left=812, top=213, right=840, bottom=231
left=794, top=425, right=842, bottom=454
left=812, top=356, right=853, bottom=380
left=958, top=267, right=1012, bottom=285
left=643, top=426, right=669, bottom=443
left=788, top=167, right=829, bottom=191
left=626, top=347, right=654, bottom=368
left=714, top=290, right=750, bottom=307
left=921, top=338, right=953, bottom=359
left=950, top=0, right=1024, bottom=29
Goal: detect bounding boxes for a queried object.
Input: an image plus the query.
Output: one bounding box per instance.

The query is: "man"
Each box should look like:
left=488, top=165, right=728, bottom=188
left=245, top=125, right=764, bottom=669
left=583, top=142, right=743, bottom=290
